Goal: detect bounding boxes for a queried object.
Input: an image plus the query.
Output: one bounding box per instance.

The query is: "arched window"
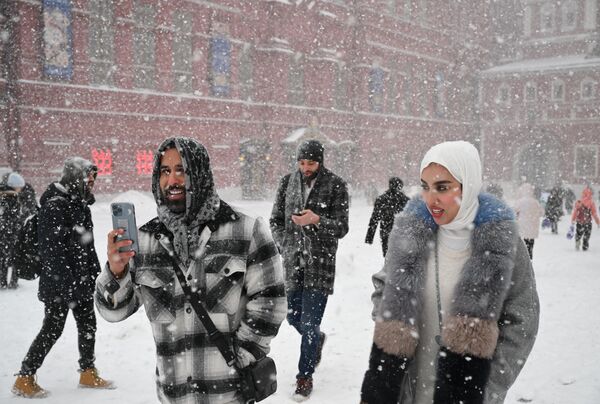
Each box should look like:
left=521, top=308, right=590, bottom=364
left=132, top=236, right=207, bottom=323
left=540, top=3, right=556, bottom=33
left=561, top=1, right=578, bottom=31
left=524, top=81, right=537, bottom=102
left=581, top=78, right=596, bottom=100
left=497, top=83, right=511, bottom=105
left=551, top=79, right=565, bottom=101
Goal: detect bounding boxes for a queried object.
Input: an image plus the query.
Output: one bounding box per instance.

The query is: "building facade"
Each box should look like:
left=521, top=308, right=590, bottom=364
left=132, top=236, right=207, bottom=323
left=0, top=0, right=598, bottom=195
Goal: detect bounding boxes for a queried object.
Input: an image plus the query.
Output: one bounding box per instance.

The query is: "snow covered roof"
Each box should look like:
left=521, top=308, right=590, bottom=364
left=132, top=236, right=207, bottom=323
left=283, top=127, right=337, bottom=144
left=482, top=55, right=600, bottom=75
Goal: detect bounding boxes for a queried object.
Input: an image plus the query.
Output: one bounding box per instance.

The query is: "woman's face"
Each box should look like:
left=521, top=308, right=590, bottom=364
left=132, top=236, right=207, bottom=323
left=421, top=163, right=463, bottom=225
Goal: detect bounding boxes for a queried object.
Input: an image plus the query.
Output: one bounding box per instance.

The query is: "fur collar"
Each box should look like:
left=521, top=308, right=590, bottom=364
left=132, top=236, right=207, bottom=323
left=374, top=193, right=518, bottom=360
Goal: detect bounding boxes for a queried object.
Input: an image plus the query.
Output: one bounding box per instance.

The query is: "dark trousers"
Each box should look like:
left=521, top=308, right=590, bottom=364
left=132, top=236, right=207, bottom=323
left=550, top=220, right=558, bottom=234
left=287, top=288, right=328, bottom=379
left=576, top=222, right=593, bottom=251
left=20, top=299, right=97, bottom=374
left=523, top=239, right=534, bottom=259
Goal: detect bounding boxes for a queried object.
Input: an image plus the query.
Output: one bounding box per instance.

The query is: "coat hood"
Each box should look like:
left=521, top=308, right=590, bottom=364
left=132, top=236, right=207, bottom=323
left=59, top=157, right=97, bottom=200
left=152, top=137, right=219, bottom=223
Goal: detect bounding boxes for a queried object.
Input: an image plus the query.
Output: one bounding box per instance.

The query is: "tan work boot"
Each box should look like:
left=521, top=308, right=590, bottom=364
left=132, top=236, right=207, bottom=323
left=78, top=368, right=115, bottom=389
left=12, top=374, right=49, bottom=398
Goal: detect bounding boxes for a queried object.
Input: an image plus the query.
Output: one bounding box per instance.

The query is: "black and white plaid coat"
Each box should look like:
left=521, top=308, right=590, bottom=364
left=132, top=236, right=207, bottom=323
left=270, top=166, right=349, bottom=295
left=96, top=205, right=286, bottom=403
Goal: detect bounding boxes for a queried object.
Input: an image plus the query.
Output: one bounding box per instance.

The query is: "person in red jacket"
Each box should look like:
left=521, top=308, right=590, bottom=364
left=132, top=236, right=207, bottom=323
left=571, top=186, right=600, bottom=251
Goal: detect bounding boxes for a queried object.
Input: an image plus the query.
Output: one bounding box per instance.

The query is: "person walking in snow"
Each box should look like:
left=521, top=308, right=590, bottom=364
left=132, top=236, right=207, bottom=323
left=1, top=171, right=38, bottom=218
left=13, top=158, right=113, bottom=398
left=0, top=172, right=26, bottom=289
left=571, top=186, right=600, bottom=251
left=96, top=137, right=287, bottom=404
left=544, top=185, right=564, bottom=234
left=270, top=139, right=349, bottom=400
left=360, top=141, right=540, bottom=404
left=365, top=177, right=409, bottom=257
left=514, top=183, right=545, bottom=259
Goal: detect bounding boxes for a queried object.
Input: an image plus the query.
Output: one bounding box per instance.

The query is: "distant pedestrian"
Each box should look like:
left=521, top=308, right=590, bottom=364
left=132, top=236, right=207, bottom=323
left=571, top=187, right=600, bottom=251
left=544, top=185, right=564, bottom=234
left=365, top=177, right=409, bottom=256
left=1, top=171, right=37, bottom=217
left=514, top=183, right=544, bottom=258
left=564, top=187, right=576, bottom=212
left=0, top=172, right=25, bottom=289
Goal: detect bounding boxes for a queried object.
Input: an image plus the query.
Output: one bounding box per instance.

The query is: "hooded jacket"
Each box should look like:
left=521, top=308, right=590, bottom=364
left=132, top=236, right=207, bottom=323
left=38, top=158, right=100, bottom=304
left=95, top=137, right=287, bottom=404
left=362, top=194, right=539, bottom=404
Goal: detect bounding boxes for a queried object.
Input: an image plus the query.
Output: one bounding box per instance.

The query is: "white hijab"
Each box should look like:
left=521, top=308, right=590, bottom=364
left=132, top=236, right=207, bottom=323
left=420, top=141, right=483, bottom=250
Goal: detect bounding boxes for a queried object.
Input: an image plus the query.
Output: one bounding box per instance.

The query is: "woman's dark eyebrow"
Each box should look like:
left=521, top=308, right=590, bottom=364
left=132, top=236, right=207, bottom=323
left=421, top=179, right=453, bottom=186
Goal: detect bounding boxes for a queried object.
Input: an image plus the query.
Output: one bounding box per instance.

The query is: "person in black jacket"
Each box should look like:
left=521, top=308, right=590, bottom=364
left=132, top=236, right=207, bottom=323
left=12, top=157, right=113, bottom=398
left=0, top=173, right=24, bottom=289
left=270, top=139, right=349, bottom=400
left=545, top=185, right=564, bottom=234
left=365, top=177, right=409, bottom=256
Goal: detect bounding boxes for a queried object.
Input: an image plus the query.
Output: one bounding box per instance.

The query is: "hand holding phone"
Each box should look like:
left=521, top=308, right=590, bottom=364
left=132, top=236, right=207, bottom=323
left=111, top=202, right=139, bottom=254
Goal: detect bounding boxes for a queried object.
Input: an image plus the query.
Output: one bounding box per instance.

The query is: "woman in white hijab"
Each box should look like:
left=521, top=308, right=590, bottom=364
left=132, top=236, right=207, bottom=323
left=360, top=141, right=539, bottom=404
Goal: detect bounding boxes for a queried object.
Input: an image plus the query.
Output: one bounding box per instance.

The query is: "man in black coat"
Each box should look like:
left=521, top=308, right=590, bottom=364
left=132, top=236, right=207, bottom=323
left=270, top=139, right=349, bottom=400
left=365, top=177, right=409, bottom=257
left=13, top=157, right=113, bottom=398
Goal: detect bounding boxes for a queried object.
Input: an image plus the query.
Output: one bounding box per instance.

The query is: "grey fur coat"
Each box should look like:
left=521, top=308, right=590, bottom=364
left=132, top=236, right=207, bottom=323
left=370, top=193, right=540, bottom=403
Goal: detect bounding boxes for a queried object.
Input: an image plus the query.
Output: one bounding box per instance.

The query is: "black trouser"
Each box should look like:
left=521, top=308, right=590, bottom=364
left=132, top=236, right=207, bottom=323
left=20, top=299, right=97, bottom=375
left=523, top=239, right=534, bottom=259
left=550, top=220, right=558, bottom=234
left=576, top=223, right=593, bottom=251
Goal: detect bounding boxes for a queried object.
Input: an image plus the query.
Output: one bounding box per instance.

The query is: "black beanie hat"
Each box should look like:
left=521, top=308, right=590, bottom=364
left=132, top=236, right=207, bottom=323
left=297, top=140, right=324, bottom=164
left=389, top=177, right=403, bottom=190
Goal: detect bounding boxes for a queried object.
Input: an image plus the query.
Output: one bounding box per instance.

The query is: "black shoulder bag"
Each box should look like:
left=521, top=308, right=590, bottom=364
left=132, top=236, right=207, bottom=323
left=171, top=259, right=277, bottom=403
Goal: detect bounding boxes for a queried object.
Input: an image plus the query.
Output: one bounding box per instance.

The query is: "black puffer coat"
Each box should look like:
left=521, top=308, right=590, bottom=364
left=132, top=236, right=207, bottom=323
left=365, top=178, right=409, bottom=256
left=38, top=161, right=100, bottom=304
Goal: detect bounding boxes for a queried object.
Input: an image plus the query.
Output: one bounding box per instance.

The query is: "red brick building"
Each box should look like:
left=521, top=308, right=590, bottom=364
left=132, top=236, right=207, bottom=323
left=0, top=0, right=598, bottom=195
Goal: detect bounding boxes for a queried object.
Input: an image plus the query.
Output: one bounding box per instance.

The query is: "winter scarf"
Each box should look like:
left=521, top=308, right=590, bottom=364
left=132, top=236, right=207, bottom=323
left=152, top=137, right=220, bottom=267
left=420, top=141, right=482, bottom=250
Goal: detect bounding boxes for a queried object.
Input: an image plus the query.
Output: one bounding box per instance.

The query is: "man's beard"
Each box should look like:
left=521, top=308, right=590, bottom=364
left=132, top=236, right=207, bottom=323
left=162, top=186, right=186, bottom=213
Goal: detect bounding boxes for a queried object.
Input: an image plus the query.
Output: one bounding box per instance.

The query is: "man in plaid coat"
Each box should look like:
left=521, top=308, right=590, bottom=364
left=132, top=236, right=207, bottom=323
left=96, top=137, right=287, bottom=404
left=270, top=139, right=349, bottom=400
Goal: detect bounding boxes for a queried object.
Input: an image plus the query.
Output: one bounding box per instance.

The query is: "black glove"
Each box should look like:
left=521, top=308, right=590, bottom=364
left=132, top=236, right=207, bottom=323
left=360, top=343, right=408, bottom=404
left=433, top=346, right=491, bottom=404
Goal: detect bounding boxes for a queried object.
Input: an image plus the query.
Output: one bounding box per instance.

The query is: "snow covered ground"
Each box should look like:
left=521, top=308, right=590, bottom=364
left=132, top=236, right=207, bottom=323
left=1, top=191, right=599, bottom=403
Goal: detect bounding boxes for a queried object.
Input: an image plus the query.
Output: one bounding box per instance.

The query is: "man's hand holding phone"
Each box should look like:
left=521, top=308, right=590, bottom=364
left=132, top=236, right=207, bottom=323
left=291, top=209, right=320, bottom=227
left=107, top=229, right=135, bottom=278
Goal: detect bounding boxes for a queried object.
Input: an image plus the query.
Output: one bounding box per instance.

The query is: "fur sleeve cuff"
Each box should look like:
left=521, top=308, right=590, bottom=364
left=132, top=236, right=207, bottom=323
left=374, top=320, right=419, bottom=358
left=442, top=315, right=499, bottom=359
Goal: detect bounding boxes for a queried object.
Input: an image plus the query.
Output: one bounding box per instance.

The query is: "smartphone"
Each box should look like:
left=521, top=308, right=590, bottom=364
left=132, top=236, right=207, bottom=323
left=111, top=202, right=139, bottom=254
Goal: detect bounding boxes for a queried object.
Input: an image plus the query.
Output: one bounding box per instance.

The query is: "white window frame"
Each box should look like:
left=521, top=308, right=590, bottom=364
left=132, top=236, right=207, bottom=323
left=561, top=0, right=578, bottom=32
left=580, top=78, right=596, bottom=100
left=524, top=81, right=537, bottom=102
left=523, top=6, right=532, bottom=37
left=574, top=145, right=598, bottom=178
left=540, top=3, right=556, bottom=33
left=497, top=83, right=511, bottom=105
left=551, top=79, right=565, bottom=102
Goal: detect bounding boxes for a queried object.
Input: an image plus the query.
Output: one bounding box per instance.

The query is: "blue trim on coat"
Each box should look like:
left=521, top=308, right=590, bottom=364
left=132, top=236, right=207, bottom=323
left=403, top=192, right=515, bottom=230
